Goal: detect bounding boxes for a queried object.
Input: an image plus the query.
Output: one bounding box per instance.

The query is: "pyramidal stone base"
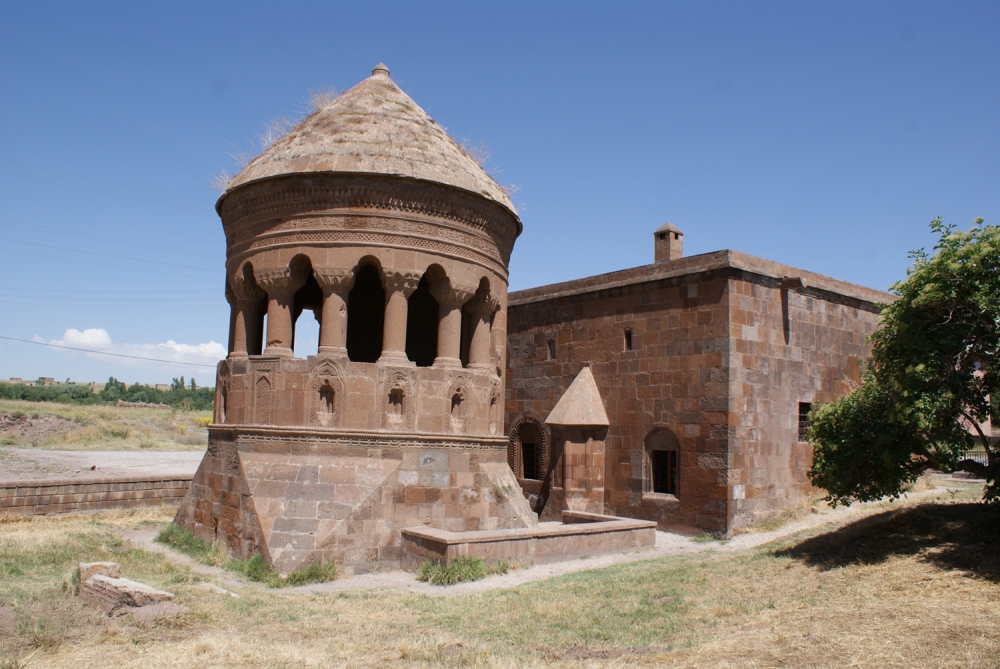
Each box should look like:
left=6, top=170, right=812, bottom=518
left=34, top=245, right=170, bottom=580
left=174, top=425, right=537, bottom=575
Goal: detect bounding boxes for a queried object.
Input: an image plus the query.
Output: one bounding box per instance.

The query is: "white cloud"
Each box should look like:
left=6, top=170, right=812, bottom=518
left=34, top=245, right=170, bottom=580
left=49, top=328, right=225, bottom=372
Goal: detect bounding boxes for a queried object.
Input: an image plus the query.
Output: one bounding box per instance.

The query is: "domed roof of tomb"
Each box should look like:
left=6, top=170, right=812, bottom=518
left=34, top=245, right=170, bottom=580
left=223, top=64, right=516, bottom=214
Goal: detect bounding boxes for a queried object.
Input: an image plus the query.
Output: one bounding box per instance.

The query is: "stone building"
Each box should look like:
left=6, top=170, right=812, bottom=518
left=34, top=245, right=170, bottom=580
left=176, top=64, right=539, bottom=575
left=505, top=225, right=892, bottom=533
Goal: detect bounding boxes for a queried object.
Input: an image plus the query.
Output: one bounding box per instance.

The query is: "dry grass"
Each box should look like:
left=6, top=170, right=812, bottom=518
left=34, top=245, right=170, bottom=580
left=0, top=400, right=210, bottom=451
left=1, top=492, right=998, bottom=668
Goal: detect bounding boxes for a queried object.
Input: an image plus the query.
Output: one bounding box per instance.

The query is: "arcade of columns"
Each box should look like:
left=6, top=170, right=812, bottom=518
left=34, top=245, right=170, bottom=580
left=226, top=262, right=498, bottom=371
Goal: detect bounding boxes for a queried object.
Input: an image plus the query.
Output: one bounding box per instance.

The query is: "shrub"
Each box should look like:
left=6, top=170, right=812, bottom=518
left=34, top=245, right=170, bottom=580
left=415, top=556, right=509, bottom=586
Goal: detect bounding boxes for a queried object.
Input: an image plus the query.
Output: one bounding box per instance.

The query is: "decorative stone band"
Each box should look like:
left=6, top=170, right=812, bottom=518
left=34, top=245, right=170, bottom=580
left=209, top=424, right=509, bottom=452
left=218, top=174, right=520, bottom=257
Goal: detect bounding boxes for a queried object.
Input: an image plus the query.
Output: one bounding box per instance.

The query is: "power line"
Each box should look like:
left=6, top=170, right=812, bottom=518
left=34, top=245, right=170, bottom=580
left=0, top=248, right=217, bottom=282
left=0, top=335, right=219, bottom=369
left=0, top=236, right=216, bottom=273
left=0, top=158, right=209, bottom=206
left=0, top=218, right=221, bottom=260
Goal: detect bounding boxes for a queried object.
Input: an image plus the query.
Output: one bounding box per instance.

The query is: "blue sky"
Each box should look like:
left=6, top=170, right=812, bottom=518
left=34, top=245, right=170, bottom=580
left=1, top=1, right=997, bottom=385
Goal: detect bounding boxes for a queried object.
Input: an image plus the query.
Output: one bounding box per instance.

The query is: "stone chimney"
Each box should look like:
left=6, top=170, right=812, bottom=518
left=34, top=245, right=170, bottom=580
left=654, top=223, right=683, bottom=262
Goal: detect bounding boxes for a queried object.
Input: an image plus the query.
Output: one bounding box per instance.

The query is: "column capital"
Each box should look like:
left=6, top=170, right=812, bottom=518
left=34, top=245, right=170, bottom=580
left=314, top=267, right=356, bottom=294
left=383, top=270, right=421, bottom=298
left=465, top=290, right=500, bottom=316
left=231, top=274, right=266, bottom=302
left=253, top=267, right=305, bottom=295
left=429, top=278, right=478, bottom=307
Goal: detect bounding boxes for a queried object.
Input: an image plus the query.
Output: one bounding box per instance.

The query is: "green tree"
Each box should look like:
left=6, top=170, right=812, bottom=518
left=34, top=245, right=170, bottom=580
left=809, top=218, right=999, bottom=504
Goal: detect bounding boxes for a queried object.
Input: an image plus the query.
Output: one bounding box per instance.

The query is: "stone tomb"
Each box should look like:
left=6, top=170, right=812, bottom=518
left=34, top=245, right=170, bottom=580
left=175, top=64, right=654, bottom=575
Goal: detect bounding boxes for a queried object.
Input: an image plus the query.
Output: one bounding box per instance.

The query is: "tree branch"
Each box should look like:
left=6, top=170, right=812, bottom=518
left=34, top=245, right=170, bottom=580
left=959, top=408, right=995, bottom=468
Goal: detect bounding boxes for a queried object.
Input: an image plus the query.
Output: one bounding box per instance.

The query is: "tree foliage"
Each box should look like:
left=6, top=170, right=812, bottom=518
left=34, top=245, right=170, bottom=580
left=0, top=376, right=214, bottom=411
left=809, top=218, right=999, bottom=504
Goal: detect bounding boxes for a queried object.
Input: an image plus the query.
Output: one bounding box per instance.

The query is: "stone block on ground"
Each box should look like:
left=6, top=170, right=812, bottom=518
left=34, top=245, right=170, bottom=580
left=78, top=561, right=121, bottom=582
left=128, top=601, right=186, bottom=621
left=79, top=573, right=175, bottom=616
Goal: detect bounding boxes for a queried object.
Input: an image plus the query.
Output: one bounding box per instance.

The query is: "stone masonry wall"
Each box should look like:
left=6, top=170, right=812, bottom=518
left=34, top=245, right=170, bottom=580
left=725, top=273, right=882, bottom=529
left=507, top=270, right=734, bottom=531
left=0, top=476, right=191, bottom=516
left=506, top=251, right=890, bottom=534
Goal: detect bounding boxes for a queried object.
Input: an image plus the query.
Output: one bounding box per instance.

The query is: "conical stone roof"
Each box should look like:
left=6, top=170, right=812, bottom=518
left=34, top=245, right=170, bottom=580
left=224, top=64, right=516, bottom=214
left=545, top=367, right=610, bottom=427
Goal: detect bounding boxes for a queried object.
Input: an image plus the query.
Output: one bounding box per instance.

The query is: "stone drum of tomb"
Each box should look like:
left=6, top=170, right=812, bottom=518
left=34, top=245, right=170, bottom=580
left=175, top=64, right=536, bottom=575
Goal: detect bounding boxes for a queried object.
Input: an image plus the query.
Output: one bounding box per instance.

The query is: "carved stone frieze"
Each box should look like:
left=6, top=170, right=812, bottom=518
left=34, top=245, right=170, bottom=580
left=218, top=175, right=519, bottom=258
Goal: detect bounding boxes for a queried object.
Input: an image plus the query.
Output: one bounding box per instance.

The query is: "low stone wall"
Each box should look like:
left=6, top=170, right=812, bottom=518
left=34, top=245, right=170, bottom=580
left=0, top=475, right=192, bottom=516
left=400, top=511, right=657, bottom=570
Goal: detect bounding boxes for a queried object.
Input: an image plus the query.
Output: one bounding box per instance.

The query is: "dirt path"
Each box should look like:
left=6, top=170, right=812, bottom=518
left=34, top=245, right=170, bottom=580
left=117, top=474, right=980, bottom=598
left=0, top=448, right=202, bottom=482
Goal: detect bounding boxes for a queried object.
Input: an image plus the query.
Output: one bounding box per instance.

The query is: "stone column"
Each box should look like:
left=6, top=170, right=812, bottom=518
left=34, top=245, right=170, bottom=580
left=380, top=270, right=420, bottom=363
left=225, top=284, right=236, bottom=356
left=254, top=268, right=306, bottom=357
left=464, top=290, right=499, bottom=370
left=314, top=267, right=355, bottom=357
left=230, top=276, right=266, bottom=358
left=429, top=278, right=477, bottom=368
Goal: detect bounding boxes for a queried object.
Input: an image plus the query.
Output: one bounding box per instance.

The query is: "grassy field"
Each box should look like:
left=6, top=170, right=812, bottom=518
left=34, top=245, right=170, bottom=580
left=0, top=400, right=211, bottom=451
left=1, top=485, right=997, bottom=668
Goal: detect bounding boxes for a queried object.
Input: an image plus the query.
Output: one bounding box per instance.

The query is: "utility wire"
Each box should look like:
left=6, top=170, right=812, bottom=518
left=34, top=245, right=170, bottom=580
left=0, top=237, right=216, bottom=273
left=0, top=248, right=217, bottom=282
left=0, top=335, right=219, bottom=369
left=0, top=218, right=221, bottom=260
left=0, top=158, right=209, bottom=206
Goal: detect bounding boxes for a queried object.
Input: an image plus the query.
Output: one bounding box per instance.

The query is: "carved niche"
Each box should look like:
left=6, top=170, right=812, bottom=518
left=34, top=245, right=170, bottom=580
left=379, top=368, right=415, bottom=431
left=309, top=359, right=345, bottom=428
left=446, top=375, right=470, bottom=434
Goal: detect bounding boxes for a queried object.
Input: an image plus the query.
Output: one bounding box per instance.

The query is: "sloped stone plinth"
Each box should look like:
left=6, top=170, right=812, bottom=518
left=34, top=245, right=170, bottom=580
left=175, top=425, right=538, bottom=575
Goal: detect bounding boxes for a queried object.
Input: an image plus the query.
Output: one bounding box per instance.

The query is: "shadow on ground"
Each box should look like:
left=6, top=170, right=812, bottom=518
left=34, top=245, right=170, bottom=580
left=777, top=502, right=1000, bottom=582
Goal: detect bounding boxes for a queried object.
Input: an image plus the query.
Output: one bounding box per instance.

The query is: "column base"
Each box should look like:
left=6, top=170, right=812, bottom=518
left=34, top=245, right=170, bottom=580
left=377, top=351, right=415, bottom=366
left=262, top=346, right=294, bottom=357
left=317, top=346, right=349, bottom=358
left=227, top=352, right=249, bottom=360
left=432, top=357, right=463, bottom=369
left=466, top=362, right=493, bottom=372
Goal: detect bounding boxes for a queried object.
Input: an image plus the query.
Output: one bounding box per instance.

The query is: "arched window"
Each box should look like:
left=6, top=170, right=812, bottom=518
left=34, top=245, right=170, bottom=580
left=509, top=417, right=546, bottom=482
left=346, top=264, right=385, bottom=363
left=405, top=276, right=438, bottom=366
left=644, top=427, right=680, bottom=497
left=291, top=259, right=323, bottom=358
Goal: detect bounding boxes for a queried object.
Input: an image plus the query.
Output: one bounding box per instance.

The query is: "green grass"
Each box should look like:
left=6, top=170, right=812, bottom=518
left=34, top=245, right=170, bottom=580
left=155, top=523, right=336, bottom=587
left=416, top=556, right=510, bottom=586
left=691, top=531, right=720, bottom=543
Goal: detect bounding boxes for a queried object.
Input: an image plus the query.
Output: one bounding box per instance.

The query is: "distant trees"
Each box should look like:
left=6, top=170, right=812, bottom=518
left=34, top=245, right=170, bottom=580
left=809, top=218, right=999, bottom=504
left=0, top=375, right=214, bottom=411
